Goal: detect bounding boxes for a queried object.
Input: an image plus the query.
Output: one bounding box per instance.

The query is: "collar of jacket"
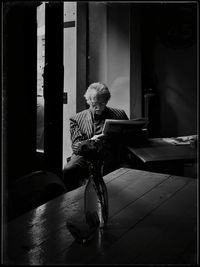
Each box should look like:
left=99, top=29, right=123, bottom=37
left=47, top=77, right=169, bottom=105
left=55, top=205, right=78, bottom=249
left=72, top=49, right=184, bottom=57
left=89, top=107, right=109, bottom=120
left=87, top=107, right=109, bottom=136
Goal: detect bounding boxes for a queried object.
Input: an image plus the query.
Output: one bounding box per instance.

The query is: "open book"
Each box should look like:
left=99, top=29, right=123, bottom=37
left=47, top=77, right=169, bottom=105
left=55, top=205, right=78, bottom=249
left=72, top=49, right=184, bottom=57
left=102, top=118, right=148, bottom=135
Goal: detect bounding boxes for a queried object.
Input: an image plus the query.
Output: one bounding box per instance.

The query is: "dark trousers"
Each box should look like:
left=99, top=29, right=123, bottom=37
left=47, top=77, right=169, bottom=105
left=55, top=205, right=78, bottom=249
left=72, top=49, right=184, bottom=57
left=62, top=154, right=89, bottom=191
left=62, top=152, right=119, bottom=192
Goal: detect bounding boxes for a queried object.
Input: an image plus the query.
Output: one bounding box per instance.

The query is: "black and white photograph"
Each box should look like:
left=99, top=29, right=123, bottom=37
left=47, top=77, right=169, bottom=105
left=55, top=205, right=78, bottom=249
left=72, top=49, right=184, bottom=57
left=1, top=1, right=198, bottom=265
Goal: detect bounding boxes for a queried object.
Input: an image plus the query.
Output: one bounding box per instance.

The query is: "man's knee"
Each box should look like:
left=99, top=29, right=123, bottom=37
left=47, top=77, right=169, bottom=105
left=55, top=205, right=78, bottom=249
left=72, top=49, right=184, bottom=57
left=62, top=161, right=89, bottom=191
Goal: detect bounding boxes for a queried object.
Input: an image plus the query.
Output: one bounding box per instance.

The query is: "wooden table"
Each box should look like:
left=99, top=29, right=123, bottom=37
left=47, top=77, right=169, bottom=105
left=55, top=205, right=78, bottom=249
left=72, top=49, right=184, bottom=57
left=127, top=138, right=197, bottom=176
left=4, top=168, right=197, bottom=265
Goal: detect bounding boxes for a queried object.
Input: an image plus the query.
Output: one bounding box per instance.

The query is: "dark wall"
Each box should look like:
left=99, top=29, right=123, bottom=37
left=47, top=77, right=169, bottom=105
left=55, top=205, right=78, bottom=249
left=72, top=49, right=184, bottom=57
left=3, top=2, right=38, bottom=186
left=141, top=3, right=197, bottom=137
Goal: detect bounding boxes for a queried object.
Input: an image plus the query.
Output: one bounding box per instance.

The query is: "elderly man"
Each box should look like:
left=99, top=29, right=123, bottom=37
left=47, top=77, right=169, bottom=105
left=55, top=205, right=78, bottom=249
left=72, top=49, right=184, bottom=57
left=62, top=82, right=129, bottom=191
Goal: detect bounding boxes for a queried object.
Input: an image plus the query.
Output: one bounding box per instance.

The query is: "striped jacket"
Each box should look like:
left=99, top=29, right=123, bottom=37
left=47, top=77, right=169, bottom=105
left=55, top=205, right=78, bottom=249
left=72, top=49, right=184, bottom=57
left=70, top=106, right=129, bottom=154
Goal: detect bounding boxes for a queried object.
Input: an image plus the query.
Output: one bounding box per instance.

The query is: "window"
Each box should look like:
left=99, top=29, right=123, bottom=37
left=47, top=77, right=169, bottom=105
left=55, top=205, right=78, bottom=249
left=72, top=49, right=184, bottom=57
left=36, top=2, right=45, bottom=152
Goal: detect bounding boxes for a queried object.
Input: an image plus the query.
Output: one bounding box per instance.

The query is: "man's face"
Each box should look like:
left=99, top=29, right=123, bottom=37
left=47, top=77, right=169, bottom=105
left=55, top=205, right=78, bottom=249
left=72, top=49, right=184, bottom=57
left=89, top=94, right=108, bottom=115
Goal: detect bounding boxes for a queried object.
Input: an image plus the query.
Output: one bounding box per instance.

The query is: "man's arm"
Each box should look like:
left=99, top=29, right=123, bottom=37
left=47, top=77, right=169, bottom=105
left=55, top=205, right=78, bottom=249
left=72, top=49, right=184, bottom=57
left=70, top=117, right=87, bottom=154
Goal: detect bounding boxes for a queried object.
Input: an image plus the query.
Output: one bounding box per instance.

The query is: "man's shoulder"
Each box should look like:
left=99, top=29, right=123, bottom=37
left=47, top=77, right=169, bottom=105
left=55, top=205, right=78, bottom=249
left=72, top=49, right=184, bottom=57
left=70, top=109, right=90, bottom=120
left=106, top=106, right=127, bottom=115
left=107, top=106, right=125, bottom=113
left=106, top=106, right=128, bottom=119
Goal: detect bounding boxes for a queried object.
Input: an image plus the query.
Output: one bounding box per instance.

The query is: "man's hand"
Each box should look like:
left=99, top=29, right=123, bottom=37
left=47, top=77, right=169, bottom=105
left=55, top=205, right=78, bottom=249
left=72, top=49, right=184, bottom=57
left=90, top=134, right=105, bottom=140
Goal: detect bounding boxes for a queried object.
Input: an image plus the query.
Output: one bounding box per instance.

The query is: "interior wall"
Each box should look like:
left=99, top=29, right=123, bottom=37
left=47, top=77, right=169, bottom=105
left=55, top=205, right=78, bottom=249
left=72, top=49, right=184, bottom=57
left=155, top=44, right=197, bottom=137
left=106, top=4, right=130, bottom=117
left=88, top=3, right=107, bottom=85
left=88, top=3, right=130, bottom=117
left=142, top=4, right=197, bottom=137
left=130, top=5, right=142, bottom=119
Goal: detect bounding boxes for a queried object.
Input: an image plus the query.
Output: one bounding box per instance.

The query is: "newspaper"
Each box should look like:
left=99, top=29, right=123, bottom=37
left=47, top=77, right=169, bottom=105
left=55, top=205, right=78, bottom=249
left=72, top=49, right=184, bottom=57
left=102, top=118, right=148, bottom=135
left=163, top=135, right=197, bottom=145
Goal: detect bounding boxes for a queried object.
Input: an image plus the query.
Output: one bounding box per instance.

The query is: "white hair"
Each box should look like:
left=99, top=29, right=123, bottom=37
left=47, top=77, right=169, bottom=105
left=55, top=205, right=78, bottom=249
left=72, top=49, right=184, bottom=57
left=84, top=82, right=111, bottom=104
